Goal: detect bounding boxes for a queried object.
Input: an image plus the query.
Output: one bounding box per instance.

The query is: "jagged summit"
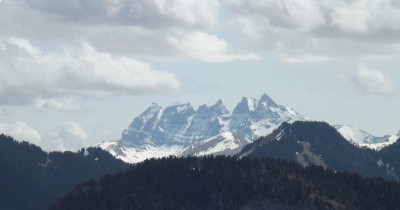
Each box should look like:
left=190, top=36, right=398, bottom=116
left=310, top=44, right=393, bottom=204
left=259, top=93, right=278, bottom=107
left=233, top=97, right=258, bottom=114
left=101, top=94, right=304, bottom=163
left=197, top=99, right=229, bottom=116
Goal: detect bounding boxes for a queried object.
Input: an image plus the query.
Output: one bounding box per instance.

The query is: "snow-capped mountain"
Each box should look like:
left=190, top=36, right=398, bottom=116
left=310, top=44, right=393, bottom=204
left=334, top=125, right=400, bottom=150
left=99, top=94, right=304, bottom=163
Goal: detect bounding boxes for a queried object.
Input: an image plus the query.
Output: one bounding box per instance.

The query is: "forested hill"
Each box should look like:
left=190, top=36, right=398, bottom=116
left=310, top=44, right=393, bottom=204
left=51, top=156, right=400, bottom=210
left=0, top=134, right=129, bottom=210
left=239, top=121, right=400, bottom=180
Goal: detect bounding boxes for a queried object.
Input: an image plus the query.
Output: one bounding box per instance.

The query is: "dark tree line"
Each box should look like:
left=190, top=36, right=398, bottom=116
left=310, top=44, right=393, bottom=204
left=0, top=134, right=129, bottom=210
left=51, top=156, right=400, bottom=210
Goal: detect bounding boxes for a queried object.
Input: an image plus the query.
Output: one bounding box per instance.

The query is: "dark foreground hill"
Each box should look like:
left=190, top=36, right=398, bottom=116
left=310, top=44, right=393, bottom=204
left=240, top=121, right=400, bottom=180
left=51, top=156, right=400, bottom=210
left=0, top=134, right=129, bottom=210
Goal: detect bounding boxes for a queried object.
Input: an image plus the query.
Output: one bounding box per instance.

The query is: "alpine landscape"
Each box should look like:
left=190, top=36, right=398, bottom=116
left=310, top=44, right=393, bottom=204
left=1, top=0, right=400, bottom=210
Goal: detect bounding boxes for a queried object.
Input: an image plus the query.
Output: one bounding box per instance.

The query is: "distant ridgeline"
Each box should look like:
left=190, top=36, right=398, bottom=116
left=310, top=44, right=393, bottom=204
left=239, top=121, right=400, bottom=181
left=50, top=156, right=400, bottom=210
left=0, top=134, right=129, bottom=210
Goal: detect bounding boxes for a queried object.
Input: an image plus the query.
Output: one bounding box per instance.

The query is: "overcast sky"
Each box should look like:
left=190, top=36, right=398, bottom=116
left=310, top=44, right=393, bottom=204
left=0, top=0, right=399, bottom=151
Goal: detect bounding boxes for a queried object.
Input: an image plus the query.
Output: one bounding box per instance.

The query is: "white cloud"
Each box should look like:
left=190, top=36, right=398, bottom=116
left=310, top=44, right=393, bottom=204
left=0, top=37, right=180, bottom=106
left=46, top=121, right=90, bottom=151
left=0, top=122, right=42, bottom=145
left=0, top=0, right=255, bottom=62
left=0, top=120, right=94, bottom=152
left=166, top=30, right=260, bottom=62
left=34, top=97, right=82, bottom=112
left=227, top=0, right=400, bottom=62
left=344, top=64, right=396, bottom=95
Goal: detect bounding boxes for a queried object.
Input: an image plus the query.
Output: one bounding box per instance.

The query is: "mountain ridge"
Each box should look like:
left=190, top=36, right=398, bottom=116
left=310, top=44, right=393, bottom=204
left=239, top=121, right=400, bottom=180
left=99, top=93, right=399, bottom=164
left=100, top=94, right=304, bottom=163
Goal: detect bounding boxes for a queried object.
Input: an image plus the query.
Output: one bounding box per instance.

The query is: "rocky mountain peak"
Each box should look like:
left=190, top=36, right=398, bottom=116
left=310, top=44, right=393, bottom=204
left=165, top=103, right=195, bottom=114
left=258, top=93, right=278, bottom=107
left=232, top=97, right=257, bottom=114
left=104, top=93, right=305, bottom=163
left=198, top=99, right=229, bottom=115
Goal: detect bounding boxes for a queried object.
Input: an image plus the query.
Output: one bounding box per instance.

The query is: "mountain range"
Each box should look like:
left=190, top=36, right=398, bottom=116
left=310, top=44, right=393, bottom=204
left=99, top=94, right=399, bottom=163
left=99, top=94, right=303, bottom=163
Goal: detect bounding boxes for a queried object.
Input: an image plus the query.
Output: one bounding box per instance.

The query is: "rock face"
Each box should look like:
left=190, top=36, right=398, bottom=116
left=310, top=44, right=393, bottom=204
left=100, top=94, right=304, bottom=163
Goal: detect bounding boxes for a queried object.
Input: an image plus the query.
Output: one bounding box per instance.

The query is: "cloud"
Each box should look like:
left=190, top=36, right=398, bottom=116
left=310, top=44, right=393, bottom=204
left=34, top=97, right=82, bottom=112
left=46, top=121, right=90, bottom=151
left=0, top=37, right=180, bottom=107
left=344, top=64, right=396, bottom=95
left=227, top=0, right=326, bottom=29
left=0, top=120, right=93, bottom=152
left=166, top=30, right=260, bottom=62
left=2, top=0, right=400, bottom=62
left=0, top=0, right=255, bottom=62
left=226, top=0, right=400, bottom=62
left=21, top=0, right=219, bottom=29
left=0, top=122, right=42, bottom=145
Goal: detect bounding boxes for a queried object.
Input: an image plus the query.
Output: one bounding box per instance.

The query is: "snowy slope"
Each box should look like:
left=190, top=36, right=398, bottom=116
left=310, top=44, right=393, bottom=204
left=99, top=94, right=304, bottom=163
left=181, top=132, right=249, bottom=157
left=98, top=140, right=184, bottom=163
left=335, top=125, right=399, bottom=150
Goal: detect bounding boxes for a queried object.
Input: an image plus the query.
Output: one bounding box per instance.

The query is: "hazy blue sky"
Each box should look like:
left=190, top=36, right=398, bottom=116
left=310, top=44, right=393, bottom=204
left=0, top=0, right=399, bottom=151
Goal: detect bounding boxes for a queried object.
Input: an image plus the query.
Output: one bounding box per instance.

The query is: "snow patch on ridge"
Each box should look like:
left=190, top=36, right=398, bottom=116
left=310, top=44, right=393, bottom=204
left=335, top=125, right=399, bottom=151
left=98, top=140, right=183, bottom=163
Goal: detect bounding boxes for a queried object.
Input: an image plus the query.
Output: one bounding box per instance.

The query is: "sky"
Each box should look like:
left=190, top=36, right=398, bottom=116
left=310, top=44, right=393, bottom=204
left=0, top=0, right=399, bottom=151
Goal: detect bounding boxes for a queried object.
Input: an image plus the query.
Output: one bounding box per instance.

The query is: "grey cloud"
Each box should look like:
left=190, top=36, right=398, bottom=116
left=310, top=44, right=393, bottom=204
left=3, top=0, right=400, bottom=62
left=0, top=0, right=256, bottom=62
left=22, top=0, right=218, bottom=29
left=226, top=0, right=400, bottom=61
